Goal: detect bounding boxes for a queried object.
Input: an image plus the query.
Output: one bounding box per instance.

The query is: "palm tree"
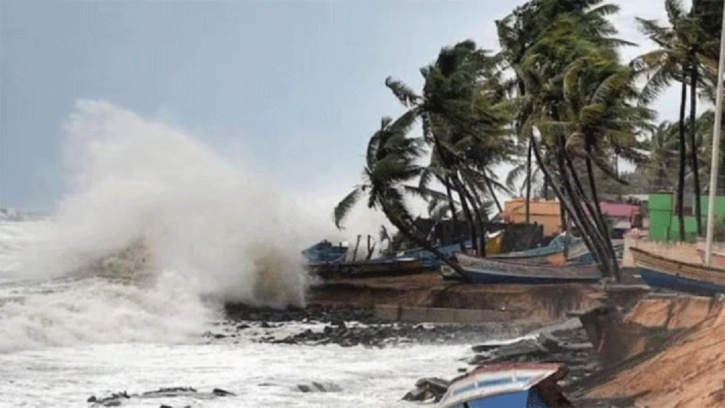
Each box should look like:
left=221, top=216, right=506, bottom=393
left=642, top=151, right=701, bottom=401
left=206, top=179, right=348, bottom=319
left=385, top=40, right=514, bottom=255
left=512, top=0, right=636, bottom=280
left=634, top=0, right=719, bottom=238
left=641, top=121, right=680, bottom=190
left=557, top=49, right=654, bottom=279
left=333, top=113, right=466, bottom=276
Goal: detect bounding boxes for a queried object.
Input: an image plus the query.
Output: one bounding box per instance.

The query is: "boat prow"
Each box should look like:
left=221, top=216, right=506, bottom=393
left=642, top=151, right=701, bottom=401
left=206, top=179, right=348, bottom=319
left=632, top=247, right=725, bottom=296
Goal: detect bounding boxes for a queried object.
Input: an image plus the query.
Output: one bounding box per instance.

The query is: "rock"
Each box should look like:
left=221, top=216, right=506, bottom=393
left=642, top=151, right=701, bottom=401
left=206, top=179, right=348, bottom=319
left=212, top=388, right=235, bottom=396
left=296, top=381, right=341, bottom=393
left=160, top=405, right=173, bottom=408
left=402, top=387, right=428, bottom=402
left=87, top=396, right=97, bottom=403
left=214, top=333, right=226, bottom=339
left=89, top=387, right=235, bottom=406
left=402, top=377, right=450, bottom=402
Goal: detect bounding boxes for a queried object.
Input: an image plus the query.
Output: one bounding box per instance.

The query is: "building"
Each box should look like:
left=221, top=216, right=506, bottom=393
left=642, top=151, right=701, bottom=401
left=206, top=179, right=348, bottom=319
left=648, top=193, right=725, bottom=242
left=501, top=199, right=562, bottom=236
left=501, top=198, right=641, bottom=238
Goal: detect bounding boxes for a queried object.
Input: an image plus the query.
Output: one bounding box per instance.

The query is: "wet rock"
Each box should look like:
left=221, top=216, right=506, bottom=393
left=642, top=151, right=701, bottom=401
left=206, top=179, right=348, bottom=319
left=296, top=381, right=341, bottom=393
left=212, top=388, right=235, bottom=396
left=402, top=378, right=450, bottom=402
left=89, top=387, right=235, bottom=406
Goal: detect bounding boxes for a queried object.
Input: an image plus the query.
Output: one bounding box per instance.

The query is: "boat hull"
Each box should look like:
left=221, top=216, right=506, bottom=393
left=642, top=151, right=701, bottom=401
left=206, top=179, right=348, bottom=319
left=439, top=363, right=570, bottom=408
left=455, top=253, right=601, bottom=285
left=399, top=230, right=504, bottom=269
left=639, top=267, right=725, bottom=296
left=697, top=248, right=725, bottom=268
left=632, top=247, right=725, bottom=295
left=308, top=258, right=426, bottom=279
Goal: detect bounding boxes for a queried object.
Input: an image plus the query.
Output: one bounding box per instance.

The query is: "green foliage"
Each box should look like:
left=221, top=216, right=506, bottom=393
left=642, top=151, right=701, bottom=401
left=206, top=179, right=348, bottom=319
left=334, top=0, right=725, bottom=271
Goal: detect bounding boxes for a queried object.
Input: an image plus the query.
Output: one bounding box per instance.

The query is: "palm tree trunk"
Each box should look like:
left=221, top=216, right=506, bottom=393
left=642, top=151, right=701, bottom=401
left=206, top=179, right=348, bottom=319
left=459, top=179, right=488, bottom=256
left=562, top=146, right=615, bottom=264
left=551, top=126, right=610, bottom=270
left=690, top=63, right=703, bottom=236
left=485, top=176, right=503, bottom=214
left=532, top=138, right=610, bottom=277
left=525, top=136, right=533, bottom=223
left=444, top=177, right=466, bottom=252
left=677, top=78, right=688, bottom=241
left=585, top=146, right=621, bottom=282
left=453, top=178, right=478, bottom=255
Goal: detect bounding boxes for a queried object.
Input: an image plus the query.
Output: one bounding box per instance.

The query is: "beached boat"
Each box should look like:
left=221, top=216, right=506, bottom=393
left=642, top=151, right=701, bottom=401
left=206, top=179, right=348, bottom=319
left=309, top=256, right=426, bottom=279
left=302, top=240, right=348, bottom=265
left=453, top=252, right=601, bottom=284
left=697, top=248, right=725, bottom=268
left=490, top=233, right=587, bottom=264
left=399, top=230, right=505, bottom=269
left=631, top=247, right=725, bottom=295
left=438, top=363, right=572, bottom=408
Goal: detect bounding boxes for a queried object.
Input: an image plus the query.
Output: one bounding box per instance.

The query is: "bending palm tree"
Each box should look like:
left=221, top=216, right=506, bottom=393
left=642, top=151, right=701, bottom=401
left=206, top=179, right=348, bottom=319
left=333, top=113, right=467, bottom=277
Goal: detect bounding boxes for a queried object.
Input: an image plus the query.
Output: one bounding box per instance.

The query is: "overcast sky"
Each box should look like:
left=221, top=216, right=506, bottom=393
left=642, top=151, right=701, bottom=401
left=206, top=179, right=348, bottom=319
left=0, top=0, right=686, bottom=212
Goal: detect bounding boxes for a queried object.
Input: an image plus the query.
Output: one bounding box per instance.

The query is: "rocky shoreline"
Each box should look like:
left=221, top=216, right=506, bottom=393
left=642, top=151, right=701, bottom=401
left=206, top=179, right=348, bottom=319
left=219, top=303, right=640, bottom=408
left=221, top=303, right=543, bottom=347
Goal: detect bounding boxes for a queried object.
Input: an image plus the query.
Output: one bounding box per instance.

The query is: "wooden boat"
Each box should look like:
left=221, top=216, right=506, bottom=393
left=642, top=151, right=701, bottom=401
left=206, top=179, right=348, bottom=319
left=454, top=252, right=601, bottom=284
left=399, top=230, right=504, bottom=269
left=631, top=247, right=725, bottom=295
left=438, top=363, right=572, bottom=408
left=309, top=256, right=425, bottom=279
left=302, top=240, right=348, bottom=264
left=697, top=248, right=725, bottom=268
left=490, top=233, right=584, bottom=264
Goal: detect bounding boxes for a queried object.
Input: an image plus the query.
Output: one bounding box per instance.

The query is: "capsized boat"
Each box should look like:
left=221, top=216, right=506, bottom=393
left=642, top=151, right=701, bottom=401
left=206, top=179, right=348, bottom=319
left=453, top=252, right=601, bottom=284
left=438, top=363, right=572, bottom=408
left=631, top=247, right=725, bottom=295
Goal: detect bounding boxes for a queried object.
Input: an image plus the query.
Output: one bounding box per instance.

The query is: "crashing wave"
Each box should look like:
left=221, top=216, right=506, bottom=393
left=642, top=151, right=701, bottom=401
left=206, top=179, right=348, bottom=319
left=68, top=237, right=156, bottom=285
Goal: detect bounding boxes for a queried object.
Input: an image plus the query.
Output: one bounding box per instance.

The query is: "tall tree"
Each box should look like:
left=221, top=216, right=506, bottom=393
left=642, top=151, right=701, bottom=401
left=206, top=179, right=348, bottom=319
left=386, top=40, right=514, bottom=255
left=635, top=0, right=719, bottom=237
left=333, top=114, right=467, bottom=277
left=511, top=0, right=637, bottom=280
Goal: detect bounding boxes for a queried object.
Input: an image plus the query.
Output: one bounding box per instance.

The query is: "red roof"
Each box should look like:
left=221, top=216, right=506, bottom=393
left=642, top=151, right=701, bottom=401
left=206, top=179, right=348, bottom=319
left=598, top=202, right=639, bottom=218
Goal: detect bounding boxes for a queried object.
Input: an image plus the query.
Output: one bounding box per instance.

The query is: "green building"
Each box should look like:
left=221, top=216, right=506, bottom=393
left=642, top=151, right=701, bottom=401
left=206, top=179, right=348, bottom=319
left=648, top=193, right=725, bottom=242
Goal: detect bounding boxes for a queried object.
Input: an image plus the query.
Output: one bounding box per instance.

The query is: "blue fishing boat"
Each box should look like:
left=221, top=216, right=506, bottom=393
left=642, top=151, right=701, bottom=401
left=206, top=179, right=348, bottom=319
left=302, top=240, right=348, bottom=265
left=631, top=247, right=725, bottom=296
left=399, top=230, right=504, bottom=269
left=453, top=252, right=601, bottom=284
left=438, top=363, right=572, bottom=408
left=302, top=240, right=425, bottom=278
left=490, top=233, right=585, bottom=263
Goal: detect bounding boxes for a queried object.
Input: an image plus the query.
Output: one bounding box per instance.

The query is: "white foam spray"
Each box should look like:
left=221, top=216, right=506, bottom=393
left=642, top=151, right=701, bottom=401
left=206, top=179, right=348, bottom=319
left=0, top=100, right=387, bottom=352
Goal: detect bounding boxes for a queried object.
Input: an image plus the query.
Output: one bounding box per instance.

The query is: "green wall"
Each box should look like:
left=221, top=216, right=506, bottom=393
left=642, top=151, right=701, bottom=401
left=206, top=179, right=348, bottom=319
left=648, top=193, right=725, bottom=242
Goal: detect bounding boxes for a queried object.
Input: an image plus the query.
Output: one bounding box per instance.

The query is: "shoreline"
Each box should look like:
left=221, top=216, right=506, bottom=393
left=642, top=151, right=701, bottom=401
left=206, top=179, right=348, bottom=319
left=222, top=274, right=724, bottom=407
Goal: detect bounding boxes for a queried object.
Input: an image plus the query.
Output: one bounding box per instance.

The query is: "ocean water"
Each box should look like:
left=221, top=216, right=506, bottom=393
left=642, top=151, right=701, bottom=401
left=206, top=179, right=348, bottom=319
left=0, top=218, right=479, bottom=408
left=0, top=102, right=478, bottom=407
